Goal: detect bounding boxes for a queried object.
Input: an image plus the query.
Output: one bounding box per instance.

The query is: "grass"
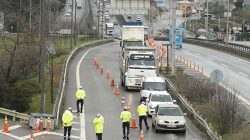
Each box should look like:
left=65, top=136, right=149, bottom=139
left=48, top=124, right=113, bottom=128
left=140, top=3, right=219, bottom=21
left=26, top=37, right=96, bottom=115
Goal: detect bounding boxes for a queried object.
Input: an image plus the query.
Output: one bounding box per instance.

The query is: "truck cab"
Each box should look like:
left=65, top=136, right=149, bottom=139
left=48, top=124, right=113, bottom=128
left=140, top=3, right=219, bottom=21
left=120, top=47, right=157, bottom=90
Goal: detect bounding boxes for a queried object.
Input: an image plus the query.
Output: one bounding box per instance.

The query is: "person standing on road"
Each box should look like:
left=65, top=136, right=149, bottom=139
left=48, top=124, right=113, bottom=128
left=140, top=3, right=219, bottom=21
left=137, top=102, right=149, bottom=131
left=93, top=113, right=104, bottom=140
left=62, top=107, right=73, bottom=140
left=120, top=106, right=131, bottom=139
left=75, top=85, right=86, bottom=114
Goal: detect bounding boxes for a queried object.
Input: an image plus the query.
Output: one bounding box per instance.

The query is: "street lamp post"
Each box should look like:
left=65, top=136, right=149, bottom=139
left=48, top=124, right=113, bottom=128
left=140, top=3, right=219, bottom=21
left=205, top=0, right=208, bottom=43
left=226, top=0, right=229, bottom=44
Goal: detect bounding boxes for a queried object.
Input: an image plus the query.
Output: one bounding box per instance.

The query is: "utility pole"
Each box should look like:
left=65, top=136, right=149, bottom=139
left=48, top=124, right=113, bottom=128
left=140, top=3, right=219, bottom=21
left=29, top=0, right=32, bottom=31
left=218, top=16, right=220, bottom=30
left=171, top=0, right=176, bottom=76
left=70, top=0, right=73, bottom=50
left=205, top=0, right=208, bottom=43
left=101, top=0, right=104, bottom=39
left=184, top=0, right=187, bottom=30
left=74, top=0, right=77, bottom=46
left=242, top=2, right=245, bottom=33
left=40, top=0, right=48, bottom=114
left=226, top=0, right=229, bottom=44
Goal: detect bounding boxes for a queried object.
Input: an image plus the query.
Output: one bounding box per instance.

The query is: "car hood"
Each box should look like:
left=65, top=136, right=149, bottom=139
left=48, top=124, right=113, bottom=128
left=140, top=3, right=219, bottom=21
left=140, top=90, right=168, bottom=98
left=157, top=115, right=185, bottom=122
left=150, top=101, right=173, bottom=108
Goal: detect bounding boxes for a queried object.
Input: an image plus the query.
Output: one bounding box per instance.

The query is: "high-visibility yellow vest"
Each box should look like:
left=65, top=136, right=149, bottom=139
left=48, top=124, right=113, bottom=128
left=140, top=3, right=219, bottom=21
left=120, top=111, right=131, bottom=122
left=62, top=110, right=73, bottom=127
left=137, top=104, right=148, bottom=116
left=76, top=89, right=86, bottom=100
left=93, top=116, right=104, bottom=133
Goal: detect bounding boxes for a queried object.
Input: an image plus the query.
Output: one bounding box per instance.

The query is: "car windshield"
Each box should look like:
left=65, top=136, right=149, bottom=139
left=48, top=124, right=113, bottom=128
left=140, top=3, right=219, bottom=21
left=158, top=107, right=182, bottom=116
left=143, top=82, right=167, bottom=91
left=129, top=59, right=155, bottom=67
left=151, top=94, right=172, bottom=102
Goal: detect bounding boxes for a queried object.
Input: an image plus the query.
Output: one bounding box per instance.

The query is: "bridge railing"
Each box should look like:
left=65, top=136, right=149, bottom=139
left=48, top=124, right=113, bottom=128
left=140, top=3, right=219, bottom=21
left=0, top=107, right=30, bottom=124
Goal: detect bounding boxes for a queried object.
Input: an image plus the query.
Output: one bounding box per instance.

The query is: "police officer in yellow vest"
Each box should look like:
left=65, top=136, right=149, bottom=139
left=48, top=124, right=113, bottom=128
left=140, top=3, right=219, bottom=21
left=93, top=113, right=104, bottom=140
left=120, top=106, right=131, bottom=139
left=137, top=102, right=149, bottom=131
left=76, top=86, right=86, bottom=113
left=62, top=107, right=73, bottom=140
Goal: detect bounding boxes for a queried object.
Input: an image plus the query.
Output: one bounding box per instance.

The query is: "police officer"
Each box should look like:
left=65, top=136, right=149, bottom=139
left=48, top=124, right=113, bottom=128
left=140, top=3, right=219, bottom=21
left=62, top=107, right=73, bottom=140
left=75, top=86, right=86, bottom=114
left=93, top=113, right=104, bottom=140
left=137, top=102, right=149, bottom=131
left=120, top=106, right=131, bottom=139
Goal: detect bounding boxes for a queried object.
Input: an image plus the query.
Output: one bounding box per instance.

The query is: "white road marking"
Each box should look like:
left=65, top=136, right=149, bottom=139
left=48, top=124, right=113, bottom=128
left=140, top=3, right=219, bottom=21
left=221, top=64, right=229, bottom=68
left=8, top=125, right=21, bottom=131
left=72, top=121, right=80, bottom=124
left=239, top=72, right=248, bottom=77
left=20, top=131, right=81, bottom=140
left=0, top=131, right=20, bottom=139
left=72, top=128, right=80, bottom=131
left=207, top=57, right=214, bottom=61
left=76, top=46, right=100, bottom=140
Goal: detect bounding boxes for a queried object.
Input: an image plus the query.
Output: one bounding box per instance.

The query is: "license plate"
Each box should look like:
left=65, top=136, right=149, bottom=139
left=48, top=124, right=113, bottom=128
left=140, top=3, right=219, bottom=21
left=167, top=125, right=176, bottom=128
left=135, top=79, right=141, bottom=83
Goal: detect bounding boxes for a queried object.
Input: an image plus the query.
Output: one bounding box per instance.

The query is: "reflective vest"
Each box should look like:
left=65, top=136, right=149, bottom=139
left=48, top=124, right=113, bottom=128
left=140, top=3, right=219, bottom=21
left=62, top=110, right=73, bottom=127
left=76, top=89, right=86, bottom=100
left=120, top=111, right=131, bottom=122
left=137, top=104, right=148, bottom=116
left=93, top=115, right=104, bottom=133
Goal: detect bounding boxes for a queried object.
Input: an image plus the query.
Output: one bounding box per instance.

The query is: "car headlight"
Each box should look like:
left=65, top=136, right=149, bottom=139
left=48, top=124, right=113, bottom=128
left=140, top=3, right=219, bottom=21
left=149, top=104, right=154, bottom=109
left=179, top=121, right=185, bottom=124
left=158, top=120, right=164, bottom=123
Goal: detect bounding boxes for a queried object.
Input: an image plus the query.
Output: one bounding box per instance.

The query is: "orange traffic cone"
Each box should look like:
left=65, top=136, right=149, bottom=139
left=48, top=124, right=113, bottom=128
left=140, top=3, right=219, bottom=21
left=106, top=69, right=110, bottom=79
left=38, top=116, right=43, bottom=132
left=30, top=130, right=34, bottom=140
left=2, top=115, right=9, bottom=133
left=93, top=57, right=97, bottom=65
left=110, top=76, right=115, bottom=86
left=41, top=135, right=45, bottom=140
left=115, top=83, right=120, bottom=95
left=96, top=60, right=100, bottom=69
left=139, top=130, right=144, bottom=140
left=121, top=96, right=125, bottom=105
left=100, top=65, right=104, bottom=74
left=131, top=114, right=137, bottom=128
left=46, top=117, right=51, bottom=131
left=34, top=118, right=40, bottom=132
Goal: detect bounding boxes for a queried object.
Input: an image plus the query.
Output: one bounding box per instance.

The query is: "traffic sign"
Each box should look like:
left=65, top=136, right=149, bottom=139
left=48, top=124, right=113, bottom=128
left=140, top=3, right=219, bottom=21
left=210, top=69, right=223, bottom=83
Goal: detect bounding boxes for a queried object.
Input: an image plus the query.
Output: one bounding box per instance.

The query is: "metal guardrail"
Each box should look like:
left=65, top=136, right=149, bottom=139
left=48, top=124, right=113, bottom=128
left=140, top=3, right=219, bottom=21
left=0, top=107, right=30, bottom=123
left=162, top=77, right=220, bottom=140
left=184, top=38, right=250, bottom=58
left=53, top=39, right=113, bottom=126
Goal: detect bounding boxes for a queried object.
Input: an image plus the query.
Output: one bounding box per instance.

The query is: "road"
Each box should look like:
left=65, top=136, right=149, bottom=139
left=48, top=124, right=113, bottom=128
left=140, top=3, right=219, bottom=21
left=66, top=42, right=207, bottom=139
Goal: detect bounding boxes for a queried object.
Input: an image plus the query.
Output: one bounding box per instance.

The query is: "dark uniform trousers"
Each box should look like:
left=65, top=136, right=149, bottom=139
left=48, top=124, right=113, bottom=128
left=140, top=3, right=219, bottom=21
left=64, top=126, right=72, bottom=138
left=96, top=133, right=102, bottom=140
left=122, top=121, right=130, bottom=137
left=139, top=115, right=149, bottom=130
left=76, top=99, right=84, bottom=113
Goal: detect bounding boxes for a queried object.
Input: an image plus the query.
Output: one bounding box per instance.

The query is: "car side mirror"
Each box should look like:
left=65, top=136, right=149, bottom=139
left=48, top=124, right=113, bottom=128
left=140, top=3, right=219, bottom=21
left=183, top=113, right=187, bottom=116
left=173, top=100, right=176, bottom=103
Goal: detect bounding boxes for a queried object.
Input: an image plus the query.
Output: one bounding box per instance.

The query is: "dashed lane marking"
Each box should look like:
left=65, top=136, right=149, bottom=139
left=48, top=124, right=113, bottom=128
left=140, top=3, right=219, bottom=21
left=207, top=57, right=214, bottom=61
left=8, top=125, right=22, bottom=131
left=239, top=72, right=248, bottom=77
left=221, top=64, right=229, bottom=68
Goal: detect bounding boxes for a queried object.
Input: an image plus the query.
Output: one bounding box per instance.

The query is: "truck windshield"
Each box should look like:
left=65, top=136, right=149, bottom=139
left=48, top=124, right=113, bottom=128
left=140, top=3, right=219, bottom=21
left=125, top=41, right=144, bottom=46
left=142, top=82, right=167, bottom=91
left=128, top=54, right=155, bottom=67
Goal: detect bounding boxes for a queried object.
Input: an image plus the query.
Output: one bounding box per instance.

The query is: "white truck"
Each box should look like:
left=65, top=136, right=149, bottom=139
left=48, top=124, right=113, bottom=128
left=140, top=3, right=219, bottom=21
left=120, top=47, right=158, bottom=90
left=120, top=22, right=146, bottom=47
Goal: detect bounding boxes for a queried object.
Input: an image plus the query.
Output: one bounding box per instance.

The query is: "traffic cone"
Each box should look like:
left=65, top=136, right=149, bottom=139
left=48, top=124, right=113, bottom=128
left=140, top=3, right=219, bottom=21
left=115, top=83, right=120, bottom=95
left=30, top=130, right=34, bottom=140
left=106, top=69, right=110, bottom=79
left=127, top=103, right=131, bottom=112
left=2, top=115, right=9, bottom=133
left=46, top=117, right=51, bottom=131
left=139, top=130, right=144, bottom=140
left=96, top=60, right=100, bottom=69
left=93, top=57, right=97, bottom=65
left=38, top=116, right=43, bottom=132
left=34, top=118, right=40, bottom=132
left=121, top=96, right=125, bottom=105
left=100, top=65, right=104, bottom=74
left=110, top=76, right=115, bottom=86
left=131, top=114, right=137, bottom=128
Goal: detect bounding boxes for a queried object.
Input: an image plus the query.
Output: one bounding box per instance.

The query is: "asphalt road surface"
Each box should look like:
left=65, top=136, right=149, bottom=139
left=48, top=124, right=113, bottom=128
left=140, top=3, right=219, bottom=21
left=64, top=41, right=208, bottom=140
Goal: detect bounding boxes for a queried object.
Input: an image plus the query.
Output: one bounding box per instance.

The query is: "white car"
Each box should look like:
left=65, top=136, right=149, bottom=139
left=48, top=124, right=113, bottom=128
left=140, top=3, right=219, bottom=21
left=136, top=16, right=141, bottom=21
left=146, top=92, right=175, bottom=116
left=152, top=104, right=186, bottom=133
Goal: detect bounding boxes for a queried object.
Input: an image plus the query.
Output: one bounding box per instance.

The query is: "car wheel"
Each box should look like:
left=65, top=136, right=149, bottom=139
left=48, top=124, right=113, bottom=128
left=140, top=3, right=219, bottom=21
left=120, top=73, right=124, bottom=86
left=182, top=128, right=186, bottom=134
